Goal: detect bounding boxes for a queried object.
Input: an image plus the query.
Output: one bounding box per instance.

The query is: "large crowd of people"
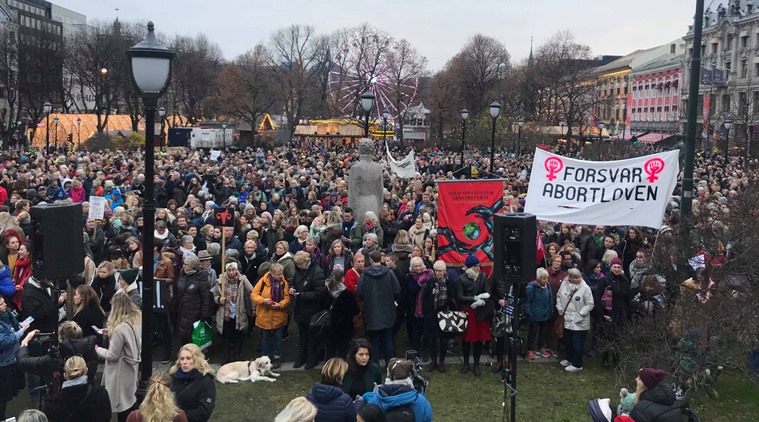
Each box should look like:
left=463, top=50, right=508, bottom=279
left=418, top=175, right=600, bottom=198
left=0, top=142, right=755, bottom=421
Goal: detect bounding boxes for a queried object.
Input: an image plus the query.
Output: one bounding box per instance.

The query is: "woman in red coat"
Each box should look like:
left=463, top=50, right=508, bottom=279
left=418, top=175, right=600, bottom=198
left=11, top=244, right=31, bottom=312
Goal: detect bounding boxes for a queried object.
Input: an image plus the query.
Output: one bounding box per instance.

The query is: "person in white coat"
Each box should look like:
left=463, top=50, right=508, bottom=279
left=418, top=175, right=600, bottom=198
left=556, top=268, right=594, bottom=372
left=96, top=291, right=142, bottom=422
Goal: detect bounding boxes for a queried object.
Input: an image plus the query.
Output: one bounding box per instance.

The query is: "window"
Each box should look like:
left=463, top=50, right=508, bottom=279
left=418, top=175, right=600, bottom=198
left=727, top=34, right=734, bottom=50
left=741, top=59, right=748, bottom=78
left=742, top=36, right=749, bottom=48
left=712, top=43, right=719, bottom=54
left=701, top=45, right=706, bottom=56
left=754, top=63, right=759, bottom=77
left=722, top=94, right=731, bottom=112
left=740, top=92, right=748, bottom=114
left=753, top=92, right=759, bottom=113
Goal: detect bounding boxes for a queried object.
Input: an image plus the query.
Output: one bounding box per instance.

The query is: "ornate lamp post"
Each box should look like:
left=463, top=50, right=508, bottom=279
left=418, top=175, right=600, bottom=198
left=723, top=118, right=732, bottom=155
left=221, top=121, right=228, bottom=150
left=381, top=108, right=390, bottom=148
left=516, top=118, right=524, bottom=157
left=489, top=101, right=501, bottom=173
left=598, top=120, right=606, bottom=159
left=76, top=118, right=81, bottom=148
left=360, top=91, right=375, bottom=138
left=158, top=107, right=166, bottom=151
left=43, top=101, right=52, bottom=159
left=460, top=108, right=469, bottom=169
left=127, top=21, right=174, bottom=403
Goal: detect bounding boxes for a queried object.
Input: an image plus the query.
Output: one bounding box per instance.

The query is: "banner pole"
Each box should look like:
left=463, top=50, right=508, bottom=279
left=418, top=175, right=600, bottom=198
left=220, top=234, right=226, bottom=297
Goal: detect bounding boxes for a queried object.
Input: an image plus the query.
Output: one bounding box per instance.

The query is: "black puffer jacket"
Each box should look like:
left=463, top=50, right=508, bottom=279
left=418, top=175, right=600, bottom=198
left=16, top=336, right=99, bottom=386
left=170, top=268, right=214, bottom=338
left=292, top=258, right=326, bottom=324
left=43, top=382, right=111, bottom=422
left=630, top=382, right=681, bottom=422
left=172, top=369, right=216, bottom=422
left=457, top=270, right=493, bottom=321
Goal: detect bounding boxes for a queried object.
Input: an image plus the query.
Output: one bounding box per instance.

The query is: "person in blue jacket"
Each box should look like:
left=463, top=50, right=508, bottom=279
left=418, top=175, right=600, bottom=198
left=306, top=357, right=356, bottom=422
left=525, top=267, right=554, bottom=360
left=357, top=357, right=432, bottom=422
left=0, top=264, right=15, bottom=306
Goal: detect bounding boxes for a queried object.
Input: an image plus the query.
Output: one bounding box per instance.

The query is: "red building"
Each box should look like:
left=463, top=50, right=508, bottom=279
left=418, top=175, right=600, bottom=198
left=629, top=53, right=683, bottom=143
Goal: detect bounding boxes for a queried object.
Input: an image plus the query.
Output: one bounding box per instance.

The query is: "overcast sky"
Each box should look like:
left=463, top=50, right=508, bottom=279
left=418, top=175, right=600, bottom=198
left=55, top=0, right=696, bottom=71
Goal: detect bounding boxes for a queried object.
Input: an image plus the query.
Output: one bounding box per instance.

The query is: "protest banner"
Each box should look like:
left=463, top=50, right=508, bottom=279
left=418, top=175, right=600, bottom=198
left=88, top=196, right=107, bottom=220
left=524, top=149, right=679, bottom=228
left=436, top=180, right=504, bottom=274
left=386, top=144, right=416, bottom=178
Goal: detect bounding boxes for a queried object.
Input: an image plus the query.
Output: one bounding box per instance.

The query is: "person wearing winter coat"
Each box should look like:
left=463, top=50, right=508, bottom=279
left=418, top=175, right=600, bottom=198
left=291, top=251, right=326, bottom=370
left=251, top=263, right=291, bottom=369
left=357, top=358, right=433, bottom=422
left=322, top=270, right=359, bottom=360
left=96, top=292, right=142, bottom=422
left=556, top=268, right=594, bottom=372
left=170, top=255, right=214, bottom=346
left=423, top=260, right=458, bottom=373
left=0, top=296, right=27, bottom=420
left=259, top=241, right=296, bottom=282
left=456, top=255, right=493, bottom=377
left=630, top=368, right=681, bottom=422
left=11, top=244, right=32, bottom=312
left=356, top=250, right=401, bottom=366
left=407, top=257, right=433, bottom=362
left=42, top=356, right=111, bottom=422
left=126, top=372, right=188, bottom=422
left=595, top=257, right=633, bottom=368
left=170, top=343, right=216, bottom=422
left=21, top=276, right=62, bottom=333
left=240, top=239, right=267, bottom=282
left=211, top=262, right=253, bottom=363
left=0, top=264, right=14, bottom=307
left=306, top=358, right=356, bottom=422
left=525, top=268, right=553, bottom=360
left=341, top=339, right=382, bottom=400
left=72, top=285, right=106, bottom=338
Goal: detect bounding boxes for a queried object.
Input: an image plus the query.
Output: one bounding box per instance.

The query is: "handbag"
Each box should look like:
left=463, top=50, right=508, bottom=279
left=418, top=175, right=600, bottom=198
left=192, top=320, right=213, bottom=351
left=554, top=292, right=574, bottom=339
left=310, top=294, right=338, bottom=337
left=437, top=310, right=468, bottom=333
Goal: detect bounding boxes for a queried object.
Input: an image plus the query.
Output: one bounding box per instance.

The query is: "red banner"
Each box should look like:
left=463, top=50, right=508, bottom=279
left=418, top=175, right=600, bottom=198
left=703, top=95, right=710, bottom=136
left=436, top=181, right=504, bottom=274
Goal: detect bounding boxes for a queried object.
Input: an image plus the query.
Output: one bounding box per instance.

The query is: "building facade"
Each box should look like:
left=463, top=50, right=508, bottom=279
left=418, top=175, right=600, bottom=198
left=629, top=53, right=684, bottom=135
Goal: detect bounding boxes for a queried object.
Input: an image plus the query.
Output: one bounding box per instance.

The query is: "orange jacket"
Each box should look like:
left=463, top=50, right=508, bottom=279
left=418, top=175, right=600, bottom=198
left=251, top=272, right=291, bottom=330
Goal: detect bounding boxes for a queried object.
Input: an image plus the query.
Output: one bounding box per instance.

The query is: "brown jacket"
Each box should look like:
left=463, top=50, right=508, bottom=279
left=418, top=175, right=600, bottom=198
left=251, top=272, right=290, bottom=330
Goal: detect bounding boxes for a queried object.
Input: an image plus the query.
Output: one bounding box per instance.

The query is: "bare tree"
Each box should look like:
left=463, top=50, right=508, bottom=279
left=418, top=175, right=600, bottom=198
left=209, top=45, right=278, bottom=141
left=728, top=82, right=759, bottom=158
left=385, top=38, right=427, bottom=142
left=169, top=33, right=224, bottom=124
left=0, top=26, right=20, bottom=145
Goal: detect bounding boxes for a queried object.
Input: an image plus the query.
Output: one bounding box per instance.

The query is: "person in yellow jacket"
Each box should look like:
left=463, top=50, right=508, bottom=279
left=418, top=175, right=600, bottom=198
left=251, top=262, right=290, bottom=369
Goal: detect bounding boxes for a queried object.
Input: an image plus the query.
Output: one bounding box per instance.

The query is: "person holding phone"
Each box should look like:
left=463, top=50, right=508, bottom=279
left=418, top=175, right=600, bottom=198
left=251, top=262, right=290, bottom=369
left=0, top=296, right=29, bottom=420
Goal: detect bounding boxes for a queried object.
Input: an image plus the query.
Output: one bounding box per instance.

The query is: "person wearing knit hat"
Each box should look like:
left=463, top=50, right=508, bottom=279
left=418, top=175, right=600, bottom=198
left=630, top=368, right=677, bottom=422
left=594, top=258, right=632, bottom=368
left=464, top=255, right=479, bottom=268
left=458, top=253, right=491, bottom=376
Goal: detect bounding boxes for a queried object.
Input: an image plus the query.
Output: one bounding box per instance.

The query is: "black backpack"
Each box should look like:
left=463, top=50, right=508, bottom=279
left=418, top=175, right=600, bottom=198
left=385, top=404, right=415, bottom=422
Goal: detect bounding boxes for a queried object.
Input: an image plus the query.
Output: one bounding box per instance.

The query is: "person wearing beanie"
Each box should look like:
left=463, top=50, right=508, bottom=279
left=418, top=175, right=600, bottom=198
left=456, top=255, right=492, bottom=376
left=212, top=259, right=253, bottom=363
left=592, top=254, right=632, bottom=368
left=630, top=368, right=678, bottom=422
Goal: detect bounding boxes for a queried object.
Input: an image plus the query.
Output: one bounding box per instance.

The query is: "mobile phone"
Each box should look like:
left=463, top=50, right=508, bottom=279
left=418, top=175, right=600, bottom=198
left=92, top=325, right=104, bottom=335
left=19, top=316, right=34, bottom=328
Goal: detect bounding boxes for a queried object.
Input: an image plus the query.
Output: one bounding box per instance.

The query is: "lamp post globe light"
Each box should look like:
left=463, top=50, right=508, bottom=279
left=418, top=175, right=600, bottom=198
left=43, top=101, right=52, bottom=157
left=158, top=107, right=166, bottom=151
left=460, top=108, right=469, bottom=169
left=53, top=117, right=59, bottom=150
left=360, top=90, right=375, bottom=138
left=381, top=108, right=390, bottom=148
left=127, top=21, right=174, bottom=403
left=723, top=118, right=733, bottom=154
left=516, top=118, right=524, bottom=157
left=489, top=101, right=501, bottom=173
left=222, top=121, right=228, bottom=150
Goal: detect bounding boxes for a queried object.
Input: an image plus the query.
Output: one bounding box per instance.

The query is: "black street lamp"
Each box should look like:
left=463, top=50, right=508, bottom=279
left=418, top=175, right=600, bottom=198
left=460, top=108, right=469, bottom=169
left=127, top=21, right=174, bottom=404
left=360, top=91, right=375, bottom=138
left=158, top=107, right=166, bottom=151
left=516, top=118, right=524, bottom=157
left=723, top=118, right=732, bottom=155
left=489, top=101, right=501, bottom=173
left=76, top=118, right=81, bottom=149
left=53, top=117, right=59, bottom=150
left=381, top=108, right=390, bottom=149
left=222, top=121, right=228, bottom=150
left=598, top=120, right=605, bottom=159
left=43, top=101, right=52, bottom=160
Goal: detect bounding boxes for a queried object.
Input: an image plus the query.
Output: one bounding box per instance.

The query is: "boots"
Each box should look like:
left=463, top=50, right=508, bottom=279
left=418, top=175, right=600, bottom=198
left=427, top=362, right=438, bottom=373
left=438, top=360, right=447, bottom=373
left=473, top=362, right=481, bottom=377
left=459, top=362, right=470, bottom=374
left=491, top=361, right=502, bottom=374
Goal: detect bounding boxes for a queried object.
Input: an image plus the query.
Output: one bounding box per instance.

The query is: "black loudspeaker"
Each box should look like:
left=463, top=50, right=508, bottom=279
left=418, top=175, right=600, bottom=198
left=493, top=213, right=537, bottom=288
left=30, top=203, right=84, bottom=280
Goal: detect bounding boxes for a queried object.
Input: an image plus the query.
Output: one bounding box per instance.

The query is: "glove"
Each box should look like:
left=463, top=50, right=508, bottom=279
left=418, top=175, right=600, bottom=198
left=471, top=299, right=485, bottom=309
left=475, top=293, right=490, bottom=300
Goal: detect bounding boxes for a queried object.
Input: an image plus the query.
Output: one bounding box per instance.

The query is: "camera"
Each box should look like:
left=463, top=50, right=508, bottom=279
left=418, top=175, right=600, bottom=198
left=30, top=332, right=55, bottom=349
left=405, top=350, right=429, bottom=394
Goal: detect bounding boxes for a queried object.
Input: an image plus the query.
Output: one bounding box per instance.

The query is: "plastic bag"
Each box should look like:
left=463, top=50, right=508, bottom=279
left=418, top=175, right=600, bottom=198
left=192, top=320, right=213, bottom=351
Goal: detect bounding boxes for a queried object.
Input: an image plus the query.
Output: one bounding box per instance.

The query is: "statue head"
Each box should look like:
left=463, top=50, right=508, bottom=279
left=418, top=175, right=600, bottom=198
left=358, top=138, right=374, bottom=158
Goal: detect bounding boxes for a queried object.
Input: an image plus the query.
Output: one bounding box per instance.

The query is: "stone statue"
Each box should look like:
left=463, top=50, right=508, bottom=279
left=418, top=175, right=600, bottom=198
left=348, top=138, right=383, bottom=226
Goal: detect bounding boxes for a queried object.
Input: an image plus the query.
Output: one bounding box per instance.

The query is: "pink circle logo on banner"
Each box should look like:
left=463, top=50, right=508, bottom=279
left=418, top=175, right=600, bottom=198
left=643, top=158, right=665, bottom=183
left=544, top=157, right=564, bottom=181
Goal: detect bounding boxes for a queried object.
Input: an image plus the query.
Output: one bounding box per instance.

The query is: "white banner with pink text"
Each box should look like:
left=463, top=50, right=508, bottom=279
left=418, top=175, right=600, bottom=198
left=524, top=149, right=679, bottom=228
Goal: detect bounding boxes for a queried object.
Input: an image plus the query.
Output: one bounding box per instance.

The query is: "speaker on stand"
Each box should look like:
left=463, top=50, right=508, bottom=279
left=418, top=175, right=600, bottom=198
left=493, top=213, right=536, bottom=422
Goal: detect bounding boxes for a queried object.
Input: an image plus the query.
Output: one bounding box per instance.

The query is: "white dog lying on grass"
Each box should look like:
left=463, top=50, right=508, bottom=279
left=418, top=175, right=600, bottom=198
left=216, top=356, right=281, bottom=383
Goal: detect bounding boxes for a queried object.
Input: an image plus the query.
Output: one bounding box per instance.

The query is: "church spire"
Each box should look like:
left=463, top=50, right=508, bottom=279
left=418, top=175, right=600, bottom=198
left=528, top=34, right=534, bottom=67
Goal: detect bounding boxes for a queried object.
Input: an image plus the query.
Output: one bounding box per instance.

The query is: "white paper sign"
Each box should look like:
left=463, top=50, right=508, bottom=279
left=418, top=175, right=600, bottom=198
left=386, top=144, right=416, bottom=179
left=210, top=150, right=221, bottom=161
left=524, top=149, right=679, bottom=228
left=88, top=196, right=107, bottom=220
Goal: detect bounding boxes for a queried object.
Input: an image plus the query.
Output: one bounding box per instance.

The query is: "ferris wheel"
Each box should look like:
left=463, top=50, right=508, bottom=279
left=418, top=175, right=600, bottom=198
left=328, top=30, right=419, bottom=121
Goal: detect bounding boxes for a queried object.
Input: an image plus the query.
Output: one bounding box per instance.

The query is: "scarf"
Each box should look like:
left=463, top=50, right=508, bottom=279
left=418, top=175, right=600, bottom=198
left=434, top=276, right=448, bottom=310
left=270, top=276, right=283, bottom=303
left=412, top=269, right=432, bottom=318
left=62, top=375, right=88, bottom=389
left=593, top=235, right=603, bottom=248
left=0, top=311, right=19, bottom=330
left=329, top=282, right=346, bottom=299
